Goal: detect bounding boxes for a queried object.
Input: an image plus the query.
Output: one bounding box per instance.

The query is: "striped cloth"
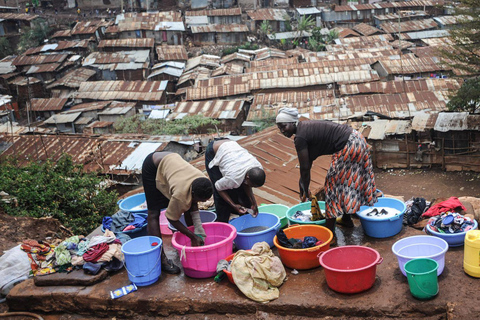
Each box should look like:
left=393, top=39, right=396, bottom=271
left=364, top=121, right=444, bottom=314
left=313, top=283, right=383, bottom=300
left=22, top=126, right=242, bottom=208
left=324, top=130, right=378, bottom=219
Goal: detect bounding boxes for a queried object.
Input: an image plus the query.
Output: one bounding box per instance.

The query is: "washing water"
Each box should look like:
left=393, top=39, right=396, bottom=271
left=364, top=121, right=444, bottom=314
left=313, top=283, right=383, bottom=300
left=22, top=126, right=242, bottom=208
left=240, top=226, right=270, bottom=233
left=358, top=207, right=400, bottom=219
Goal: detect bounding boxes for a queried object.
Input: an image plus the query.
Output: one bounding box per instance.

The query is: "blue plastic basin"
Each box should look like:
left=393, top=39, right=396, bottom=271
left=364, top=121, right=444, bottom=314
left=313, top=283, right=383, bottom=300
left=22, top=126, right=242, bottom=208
left=358, top=197, right=406, bottom=238
left=229, top=213, right=280, bottom=250
left=425, top=219, right=478, bottom=247
left=118, top=193, right=148, bottom=214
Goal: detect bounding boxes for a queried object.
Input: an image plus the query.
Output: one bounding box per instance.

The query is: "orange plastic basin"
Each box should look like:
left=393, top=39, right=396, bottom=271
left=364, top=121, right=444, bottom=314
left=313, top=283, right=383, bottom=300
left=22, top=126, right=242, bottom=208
left=273, top=224, right=333, bottom=270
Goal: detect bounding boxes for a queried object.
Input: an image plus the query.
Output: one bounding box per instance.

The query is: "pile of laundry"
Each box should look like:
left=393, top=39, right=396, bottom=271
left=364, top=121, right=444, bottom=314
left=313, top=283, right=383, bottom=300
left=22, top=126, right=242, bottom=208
left=20, top=229, right=125, bottom=277
left=427, top=212, right=476, bottom=234
left=275, top=229, right=322, bottom=249
left=102, top=210, right=147, bottom=234
left=292, top=210, right=312, bottom=222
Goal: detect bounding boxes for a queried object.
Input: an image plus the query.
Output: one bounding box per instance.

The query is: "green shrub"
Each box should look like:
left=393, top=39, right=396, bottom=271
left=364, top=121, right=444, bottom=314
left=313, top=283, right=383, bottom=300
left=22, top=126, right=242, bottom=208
left=0, top=155, right=118, bottom=235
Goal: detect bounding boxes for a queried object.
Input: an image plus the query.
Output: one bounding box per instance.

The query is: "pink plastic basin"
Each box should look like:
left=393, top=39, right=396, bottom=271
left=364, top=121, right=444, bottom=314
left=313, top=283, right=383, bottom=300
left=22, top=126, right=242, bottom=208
left=171, top=222, right=237, bottom=278
left=160, top=209, right=172, bottom=235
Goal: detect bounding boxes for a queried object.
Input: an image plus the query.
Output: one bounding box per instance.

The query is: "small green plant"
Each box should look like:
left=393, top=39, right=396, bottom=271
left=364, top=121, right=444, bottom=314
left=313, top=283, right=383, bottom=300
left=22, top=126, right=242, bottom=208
left=0, top=155, right=118, bottom=235
left=17, top=18, right=51, bottom=53
left=0, top=37, right=13, bottom=59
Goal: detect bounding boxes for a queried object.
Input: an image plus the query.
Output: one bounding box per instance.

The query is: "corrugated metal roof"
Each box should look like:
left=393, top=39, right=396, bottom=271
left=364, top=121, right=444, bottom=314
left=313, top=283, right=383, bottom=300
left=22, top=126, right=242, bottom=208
left=185, top=8, right=242, bottom=16
left=76, top=81, right=167, bottom=102
left=24, top=40, right=90, bottom=55
left=334, top=27, right=361, bottom=38
left=119, top=11, right=183, bottom=22
left=83, top=50, right=149, bottom=66
left=156, top=45, right=188, bottom=61
left=375, top=57, right=447, bottom=74
left=335, top=34, right=393, bottom=45
left=0, top=60, right=15, bottom=74
left=361, top=119, right=412, bottom=140
left=390, top=40, right=415, bottom=50
left=340, top=78, right=462, bottom=95
left=51, top=29, right=72, bottom=39
left=177, top=67, right=212, bottom=86
left=152, top=61, right=185, bottom=70
left=191, top=24, right=248, bottom=33
left=220, top=52, right=251, bottom=64
left=148, top=67, right=184, bottom=78
left=98, top=38, right=154, bottom=48
left=43, top=112, right=82, bottom=124
left=148, top=109, right=170, bottom=119
left=296, top=7, right=321, bottom=15
left=0, top=12, right=38, bottom=21
left=72, top=20, right=112, bottom=35
left=25, top=63, right=63, bottom=74
left=380, top=18, right=438, bottom=34
left=10, top=76, right=41, bottom=85
left=433, top=15, right=472, bottom=26
left=97, top=106, right=134, bottom=115
left=434, top=112, right=469, bottom=132
left=411, top=111, right=434, bottom=131
left=12, top=54, right=69, bottom=67
left=75, top=116, right=94, bottom=125
left=86, top=121, right=114, bottom=128
left=267, top=30, right=312, bottom=40
left=31, top=98, right=68, bottom=112
left=211, top=64, right=243, bottom=77
left=68, top=100, right=111, bottom=112
left=190, top=126, right=329, bottom=206
left=304, top=49, right=399, bottom=63
left=169, top=99, right=244, bottom=120
left=248, top=58, right=380, bottom=73
left=335, top=0, right=443, bottom=12
left=247, top=8, right=290, bottom=21
left=185, top=15, right=209, bottom=27
left=255, top=49, right=287, bottom=61
left=114, top=12, right=185, bottom=31
left=401, top=29, right=450, bottom=40
left=47, top=68, right=96, bottom=90
left=185, top=54, right=221, bottom=71
left=115, top=142, right=163, bottom=171
left=248, top=90, right=334, bottom=121
left=352, top=23, right=384, bottom=36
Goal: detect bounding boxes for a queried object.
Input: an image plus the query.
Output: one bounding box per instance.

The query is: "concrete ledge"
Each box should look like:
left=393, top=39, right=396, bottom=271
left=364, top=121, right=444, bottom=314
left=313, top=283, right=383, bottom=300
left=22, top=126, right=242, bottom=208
left=7, top=226, right=480, bottom=318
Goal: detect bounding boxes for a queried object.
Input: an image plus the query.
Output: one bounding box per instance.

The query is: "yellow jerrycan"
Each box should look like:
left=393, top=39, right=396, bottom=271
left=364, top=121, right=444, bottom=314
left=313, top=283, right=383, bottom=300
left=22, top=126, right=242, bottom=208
left=464, top=230, right=480, bottom=278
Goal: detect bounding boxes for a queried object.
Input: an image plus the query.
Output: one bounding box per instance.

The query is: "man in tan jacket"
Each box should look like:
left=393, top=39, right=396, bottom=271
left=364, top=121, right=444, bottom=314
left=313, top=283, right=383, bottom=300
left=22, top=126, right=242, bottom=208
left=142, top=152, right=213, bottom=274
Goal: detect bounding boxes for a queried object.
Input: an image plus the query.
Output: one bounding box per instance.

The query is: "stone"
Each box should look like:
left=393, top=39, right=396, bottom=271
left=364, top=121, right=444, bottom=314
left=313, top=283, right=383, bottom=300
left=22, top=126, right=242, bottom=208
left=34, top=269, right=108, bottom=287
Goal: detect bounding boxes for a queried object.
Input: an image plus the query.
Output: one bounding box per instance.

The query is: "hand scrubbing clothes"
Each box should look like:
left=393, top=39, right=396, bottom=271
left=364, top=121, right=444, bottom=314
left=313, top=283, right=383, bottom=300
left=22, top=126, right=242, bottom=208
left=190, top=211, right=206, bottom=239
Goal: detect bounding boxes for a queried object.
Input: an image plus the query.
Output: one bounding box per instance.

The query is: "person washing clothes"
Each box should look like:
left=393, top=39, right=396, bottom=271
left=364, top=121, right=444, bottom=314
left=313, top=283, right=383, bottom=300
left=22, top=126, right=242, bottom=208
left=142, top=152, right=213, bottom=274
left=205, top=138, right=266, bottom=223
left=275, top=108, right=378, bottom=235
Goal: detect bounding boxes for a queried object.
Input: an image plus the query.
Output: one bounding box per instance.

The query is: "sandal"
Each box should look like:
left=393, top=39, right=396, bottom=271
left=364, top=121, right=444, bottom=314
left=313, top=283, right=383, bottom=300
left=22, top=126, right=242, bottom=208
left=161, top=259, right=181, bottom=274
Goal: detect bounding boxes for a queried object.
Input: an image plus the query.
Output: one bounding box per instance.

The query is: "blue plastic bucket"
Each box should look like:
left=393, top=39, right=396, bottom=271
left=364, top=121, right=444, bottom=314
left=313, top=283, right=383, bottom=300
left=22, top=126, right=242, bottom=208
left=168, top=210, right=217, bottom=232
left=259, top=204, right=289, bottom=228
left=118, top=193, right=148, bottom=214
left=121, top=236, right=162, bottom=286
left=286, top=202, right=326, bottom=226
left=358, top=197, right=406, bottom=238
left=229, top=213, right=280, bottom=250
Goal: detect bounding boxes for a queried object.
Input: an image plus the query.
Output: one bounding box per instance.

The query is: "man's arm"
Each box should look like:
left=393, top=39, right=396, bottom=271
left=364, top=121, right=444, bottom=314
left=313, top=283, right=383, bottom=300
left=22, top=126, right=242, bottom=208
left=243, top=184, right=258, bottom=217
left=218, top=190, right=246, bottom=214
left=297, top=147, right=312, bottom=202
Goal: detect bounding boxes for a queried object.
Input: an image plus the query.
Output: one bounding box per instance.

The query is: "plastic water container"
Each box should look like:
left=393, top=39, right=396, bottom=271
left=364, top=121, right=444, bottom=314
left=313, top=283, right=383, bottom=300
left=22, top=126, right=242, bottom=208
left=121, top=236, right=162, bottom=286
left=229, top=213, right=280, bottom=250
left=160, top=210, right=172, bottom=235
left=392, top=235, right=448, bottom=277
left=118, top=193, right=148, bottom=214
left=464, top=230, right=480, bottom=278
left=404, top=258, right=439, bottom=300
left=358, top=197, right=406, bottom=238
left=426, top=219, right=478, bottom=247
left=171, top=222, right=236, bottom=278
left=286, top=202, right=326, bottom=226
left=259, top=204, right=289, bottom=229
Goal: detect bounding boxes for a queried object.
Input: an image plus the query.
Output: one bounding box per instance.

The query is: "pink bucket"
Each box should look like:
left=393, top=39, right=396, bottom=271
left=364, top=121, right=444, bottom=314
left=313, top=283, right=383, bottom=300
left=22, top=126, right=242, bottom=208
left=171, top=222, right=236, bottom=278
left=160, top=210, right=172, bottom=235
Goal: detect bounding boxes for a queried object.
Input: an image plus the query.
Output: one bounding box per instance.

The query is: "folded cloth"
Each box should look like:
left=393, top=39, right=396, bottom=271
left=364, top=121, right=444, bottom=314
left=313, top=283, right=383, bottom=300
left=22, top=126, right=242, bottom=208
left=97, top=243, right=124, bottom=263
left=83, top=243, right=109, bottom=263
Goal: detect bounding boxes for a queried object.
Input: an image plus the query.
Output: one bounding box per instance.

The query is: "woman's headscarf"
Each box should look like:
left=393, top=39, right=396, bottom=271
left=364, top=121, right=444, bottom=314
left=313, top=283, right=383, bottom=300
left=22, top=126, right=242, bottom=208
left=275, top=108, right=299, bottom=124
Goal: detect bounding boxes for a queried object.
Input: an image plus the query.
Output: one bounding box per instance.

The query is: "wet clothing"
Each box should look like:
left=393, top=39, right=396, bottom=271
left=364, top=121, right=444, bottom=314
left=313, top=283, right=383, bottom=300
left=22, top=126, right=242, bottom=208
left=142, top=152, right=204, bottom=220
left=294, top=120, right=352, bottom=163
left=324, top=130, right=377, bottom=218
left=205, top=140, right=252, bottom=223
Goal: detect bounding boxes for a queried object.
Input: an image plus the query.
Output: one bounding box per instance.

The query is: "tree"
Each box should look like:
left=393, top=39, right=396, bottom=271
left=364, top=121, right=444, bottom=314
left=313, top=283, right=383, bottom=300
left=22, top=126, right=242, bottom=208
left=0, top=38, right=13, bottom=59
left=447, top=77, right=480, bottom=113
left=17, top=19, right=51, bottom=53
left=0, top=155, right=118, bottom=235
left=295, top=15, right=315, bottom=44
left=259, top=20, right=272, bottom=42
left=440, top=0, right=480, bottom=74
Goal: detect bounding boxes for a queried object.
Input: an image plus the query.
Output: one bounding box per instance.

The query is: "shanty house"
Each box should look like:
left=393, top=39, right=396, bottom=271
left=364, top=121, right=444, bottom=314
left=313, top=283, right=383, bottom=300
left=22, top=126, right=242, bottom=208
left=191, top=24, right=248, bottom=45
left=109, top=12, right=185, bottom=45
left=371, top=57, right=451, bottom=80
left=185, top=8, right=242, bottom=24
left=30, top=98, right=69, bottom=120
left=71, top=20, right=112, bottom=41
left=84, top=121, right=115, bottom=135
left=75, top=80, right=168, bottom=107
left=47, top=68, right=97, bottom=98
left=83, top=50, right=150, bottom=81
left=24, top=40, right=91, bottom=56
left=41, top=112, right=82, bottom=133
left=295, top=8, right=322, bottom=27
left=0, top=13, right=39, bottom=36
left=247, top=9, right=290, bottom=33
left=97, top=101, right=136, bottom=123
left=148, top=61, right=185, bottom=82
left=168, top=100, right=247, bottom=134
left=156, top=45, right=188, bottom=63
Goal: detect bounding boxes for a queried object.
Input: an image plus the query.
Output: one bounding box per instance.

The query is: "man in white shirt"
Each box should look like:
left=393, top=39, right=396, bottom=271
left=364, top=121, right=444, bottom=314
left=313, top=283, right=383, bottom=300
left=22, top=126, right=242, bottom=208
left=205, top=138, right=266, bottom=222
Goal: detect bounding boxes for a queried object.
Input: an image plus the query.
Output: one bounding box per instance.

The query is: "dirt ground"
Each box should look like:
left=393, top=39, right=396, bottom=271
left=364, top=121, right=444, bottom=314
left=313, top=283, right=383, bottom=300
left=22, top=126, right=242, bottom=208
left=0, top=168, right=479, bottom=317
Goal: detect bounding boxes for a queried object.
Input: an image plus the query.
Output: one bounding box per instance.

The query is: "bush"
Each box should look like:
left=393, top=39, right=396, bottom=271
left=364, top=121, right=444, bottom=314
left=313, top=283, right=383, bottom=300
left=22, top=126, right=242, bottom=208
left=0, top=155, right=118, bottom=235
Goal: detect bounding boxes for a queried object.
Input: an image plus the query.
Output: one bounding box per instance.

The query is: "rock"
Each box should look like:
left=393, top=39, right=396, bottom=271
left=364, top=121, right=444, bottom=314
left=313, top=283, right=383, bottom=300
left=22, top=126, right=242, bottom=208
left=458, top=196, right=480, bottom=222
